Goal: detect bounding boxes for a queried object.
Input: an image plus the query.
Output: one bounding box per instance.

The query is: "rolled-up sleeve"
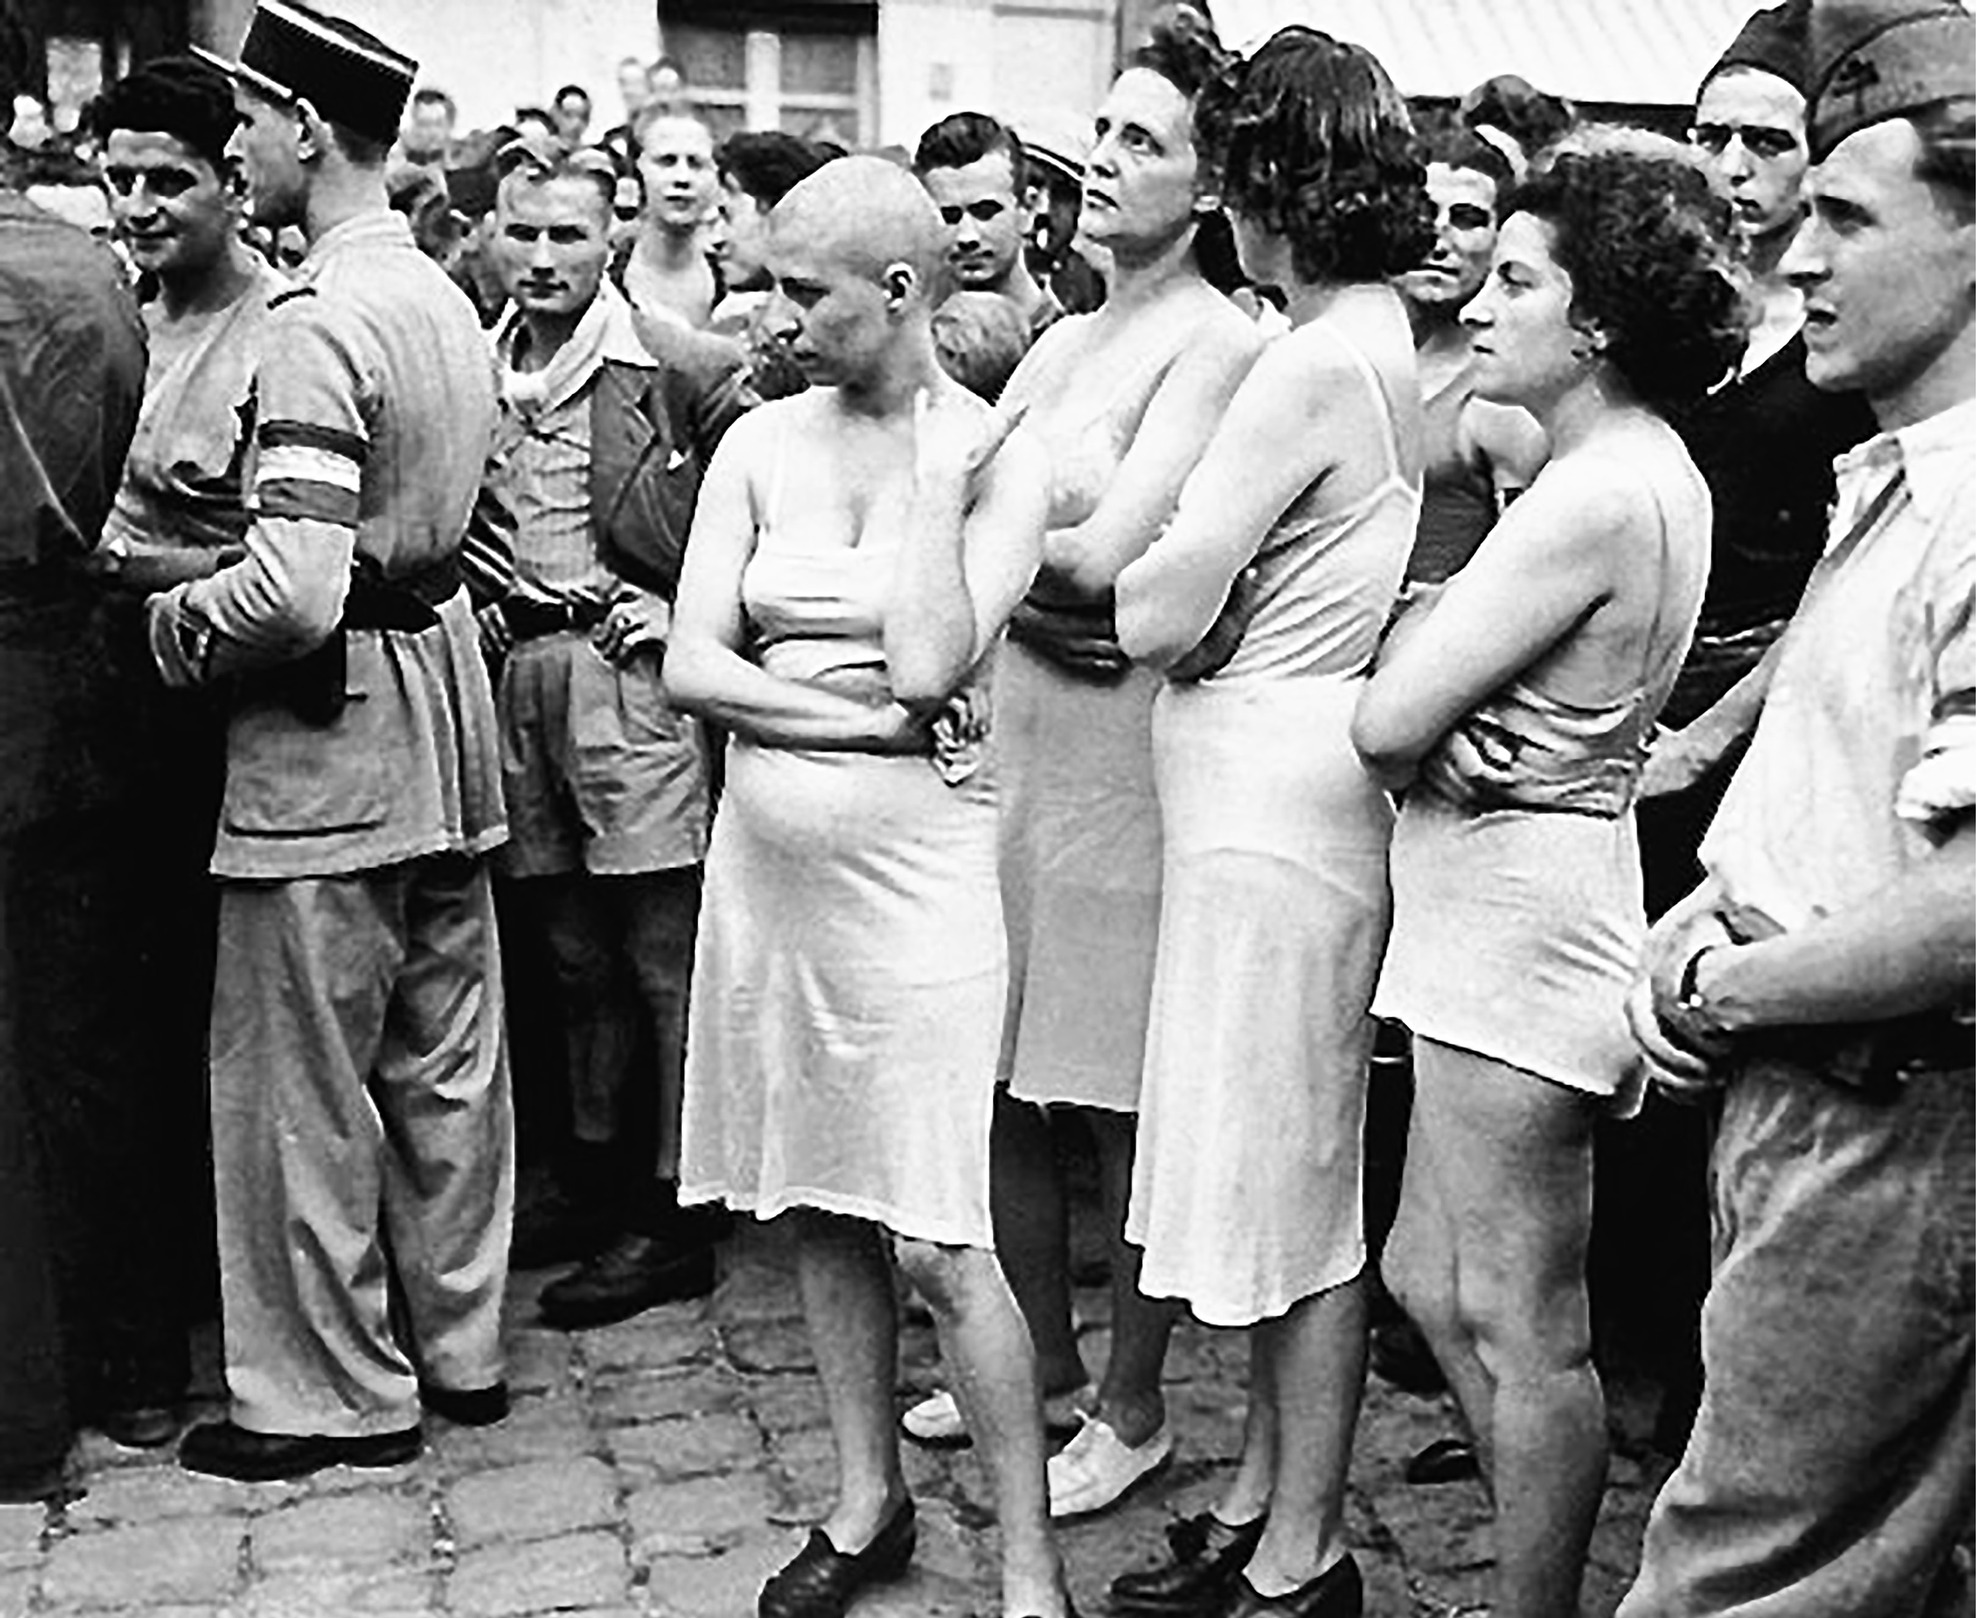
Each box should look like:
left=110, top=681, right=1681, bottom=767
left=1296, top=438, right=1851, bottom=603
left=1897, top=543, right=1975, bottom=832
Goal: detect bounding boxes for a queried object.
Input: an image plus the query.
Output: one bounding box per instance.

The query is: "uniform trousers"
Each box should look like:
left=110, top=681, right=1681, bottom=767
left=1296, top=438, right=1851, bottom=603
left=211, top=854, right=513, bottom=1438
left=1619, top=1051, right=1974, bottom=1618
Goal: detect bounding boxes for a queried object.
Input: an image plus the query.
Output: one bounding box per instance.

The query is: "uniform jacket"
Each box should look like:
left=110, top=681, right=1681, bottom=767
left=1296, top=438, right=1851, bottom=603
left=149, top=209, right=506, bottom=881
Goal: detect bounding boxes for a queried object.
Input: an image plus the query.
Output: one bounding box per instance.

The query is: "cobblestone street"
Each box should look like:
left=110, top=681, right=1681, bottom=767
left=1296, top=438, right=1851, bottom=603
left=1, top=1223, right=1669, bottom=1618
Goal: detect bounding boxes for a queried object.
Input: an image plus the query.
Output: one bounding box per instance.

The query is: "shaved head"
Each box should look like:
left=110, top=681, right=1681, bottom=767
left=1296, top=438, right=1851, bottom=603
left=771, top=154, right=946, bottom=292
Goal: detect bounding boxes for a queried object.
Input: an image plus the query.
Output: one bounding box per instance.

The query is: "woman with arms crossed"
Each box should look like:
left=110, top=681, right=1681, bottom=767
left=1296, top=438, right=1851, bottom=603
left=904, top=15, right=1264, bottom=1523
left=664, top=156, right=1068, bottom=1618
left=1109, top=30, right=1429, bottom=1618
left=1353, top=139, right=1744, bottom=1618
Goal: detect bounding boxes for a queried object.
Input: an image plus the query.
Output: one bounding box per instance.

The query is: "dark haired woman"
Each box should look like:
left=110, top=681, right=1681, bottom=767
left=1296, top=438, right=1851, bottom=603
left=1110, top=28, right=1429, bottom=1617
left=902, top=15, right=1265, bottom=1519
left=1354, top=138, right=1742, bottom=1618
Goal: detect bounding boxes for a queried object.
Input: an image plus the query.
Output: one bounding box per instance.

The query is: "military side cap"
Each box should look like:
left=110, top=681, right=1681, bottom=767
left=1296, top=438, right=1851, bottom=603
left=1806, top=0, right=1975, bottom=159
left=194, top=0, right=416, bottom=147
left=1705, top=0, right=1813, bottom=96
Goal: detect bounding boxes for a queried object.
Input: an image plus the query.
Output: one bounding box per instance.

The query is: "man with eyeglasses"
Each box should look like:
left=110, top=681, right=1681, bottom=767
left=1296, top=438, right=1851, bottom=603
left=480, top=135, right=755, bottom=1328
left=914, top=111, right=1061, bottom=342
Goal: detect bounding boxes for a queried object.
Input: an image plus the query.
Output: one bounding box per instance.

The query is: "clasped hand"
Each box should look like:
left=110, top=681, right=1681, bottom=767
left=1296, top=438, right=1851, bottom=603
left=1625, top=911, right=1737, bottom=1102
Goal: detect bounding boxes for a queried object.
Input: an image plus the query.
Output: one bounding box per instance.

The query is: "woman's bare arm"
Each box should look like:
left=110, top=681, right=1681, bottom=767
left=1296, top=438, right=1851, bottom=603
left=1117, top=326, right=1357, bottom=668
left=1352, top=456, right=1631, bottom=787
left=1040, top=312, right=1263, bottom=598
left=663, top=411, right=922, bottom=752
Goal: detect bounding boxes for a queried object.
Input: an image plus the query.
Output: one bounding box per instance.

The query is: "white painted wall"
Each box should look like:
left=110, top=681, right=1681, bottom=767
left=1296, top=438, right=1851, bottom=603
left=989, top=2, right=1113, bottom=146
left=877, top=0, right=998, bottom=150
left=197, top=0, right=660, bottom=136
left=195, top=0, right=1123, bottom=155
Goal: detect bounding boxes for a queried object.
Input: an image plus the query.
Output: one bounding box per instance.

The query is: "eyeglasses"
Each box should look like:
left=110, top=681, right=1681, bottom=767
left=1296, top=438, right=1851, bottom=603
left=1690, top=123, right=1801, bottom=161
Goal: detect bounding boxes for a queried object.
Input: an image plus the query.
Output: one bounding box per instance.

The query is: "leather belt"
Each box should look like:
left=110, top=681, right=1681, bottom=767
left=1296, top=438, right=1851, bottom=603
left=502, top=595, right=610, bottom=642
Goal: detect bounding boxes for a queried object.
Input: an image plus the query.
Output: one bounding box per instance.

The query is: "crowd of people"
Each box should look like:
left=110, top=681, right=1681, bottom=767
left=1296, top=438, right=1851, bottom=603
left=0, top=0, right=1969, bottom=1616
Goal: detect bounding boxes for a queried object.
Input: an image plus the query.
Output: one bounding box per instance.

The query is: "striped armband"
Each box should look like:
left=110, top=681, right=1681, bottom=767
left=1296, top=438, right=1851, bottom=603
left=255, top=420, right=365, bottom=527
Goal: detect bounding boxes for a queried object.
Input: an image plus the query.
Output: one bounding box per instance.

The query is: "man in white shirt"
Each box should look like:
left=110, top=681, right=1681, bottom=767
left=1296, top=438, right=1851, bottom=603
left=1623, top=3, right=1975, bottom=1614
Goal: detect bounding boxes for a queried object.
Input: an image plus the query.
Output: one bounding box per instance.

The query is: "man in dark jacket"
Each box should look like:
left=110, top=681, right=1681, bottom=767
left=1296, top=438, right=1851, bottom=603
left=481, top=135, right=753, bottom=1326
left=0, top=0, right=147, bottom=1497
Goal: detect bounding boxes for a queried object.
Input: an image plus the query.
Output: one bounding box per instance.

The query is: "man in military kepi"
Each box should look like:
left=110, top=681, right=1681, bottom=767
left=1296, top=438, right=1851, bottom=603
left=158, top=0, right=515, bottom=1480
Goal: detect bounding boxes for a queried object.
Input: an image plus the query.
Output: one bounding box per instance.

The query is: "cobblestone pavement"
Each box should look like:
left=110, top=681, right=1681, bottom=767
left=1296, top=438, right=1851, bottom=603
left=1, top=1224, right=1671, bottom=1618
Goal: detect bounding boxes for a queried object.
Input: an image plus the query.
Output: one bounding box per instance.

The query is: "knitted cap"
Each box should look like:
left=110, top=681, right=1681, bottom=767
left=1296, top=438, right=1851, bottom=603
left=1703, top=0, right=1813, bottom=96
left=1806, top=0, right=1975, bottom=160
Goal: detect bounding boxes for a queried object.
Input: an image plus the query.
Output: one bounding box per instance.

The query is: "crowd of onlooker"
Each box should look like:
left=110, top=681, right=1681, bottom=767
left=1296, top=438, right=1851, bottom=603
left=0, top=1, right=1970, bottom=1616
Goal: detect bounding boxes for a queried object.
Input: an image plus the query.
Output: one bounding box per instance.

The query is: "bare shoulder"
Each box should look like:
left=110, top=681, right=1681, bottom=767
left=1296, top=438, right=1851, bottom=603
left=723, top=390, right=813, bottom=448
left=1003, top=311, right=1092, bottom=401
left=1177, top=285, right=1267, bottom=362
left=1487, top=451, right=1649, bottom=570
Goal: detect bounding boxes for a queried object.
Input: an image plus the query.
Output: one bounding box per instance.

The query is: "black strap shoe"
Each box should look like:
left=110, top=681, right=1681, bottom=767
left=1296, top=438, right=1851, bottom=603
left=177, top=1419, right=421, bottom=1481
left=537, top=1232, right=718, bottom=1330
left=758, top=1497, right=916, bottom=1618
left=1110, top=1510, right=1268, bottom=1616
left=1219, top=1556, right=1362, bottom=1618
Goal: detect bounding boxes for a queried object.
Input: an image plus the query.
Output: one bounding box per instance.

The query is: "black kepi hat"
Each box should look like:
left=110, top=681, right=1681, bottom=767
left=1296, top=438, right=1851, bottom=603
left=1805, top=0, right=1975, bottom=160
left=193, top=0, right=417, bottom=148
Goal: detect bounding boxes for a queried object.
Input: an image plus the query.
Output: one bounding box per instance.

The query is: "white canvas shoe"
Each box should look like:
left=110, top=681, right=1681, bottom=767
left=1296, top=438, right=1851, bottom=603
left=900, top=1381, right=1098, bottom=1448
left=1047, top=1412, right=1173, bottom=1517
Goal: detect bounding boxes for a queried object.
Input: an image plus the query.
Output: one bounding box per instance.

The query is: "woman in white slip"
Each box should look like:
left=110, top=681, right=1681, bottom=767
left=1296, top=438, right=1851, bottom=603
left=1108, top=29, right=1431, bottom=1618
left=1354, top=136, right=1743, bottom=1618
left=903, top=14, right=1264, bottom=1526
left=666, top=157, right=1073, bottom=1618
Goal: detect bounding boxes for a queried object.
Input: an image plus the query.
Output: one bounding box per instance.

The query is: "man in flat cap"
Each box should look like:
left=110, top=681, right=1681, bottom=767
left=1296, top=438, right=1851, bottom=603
left=157, top=0, right=515, bottom=1480
left=1624, top=2, right=1974, bottom=1613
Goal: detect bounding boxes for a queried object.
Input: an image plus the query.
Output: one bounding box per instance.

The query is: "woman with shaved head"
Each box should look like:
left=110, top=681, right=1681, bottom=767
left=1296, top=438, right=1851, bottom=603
left=665, top=157, right=1074, bottom=1618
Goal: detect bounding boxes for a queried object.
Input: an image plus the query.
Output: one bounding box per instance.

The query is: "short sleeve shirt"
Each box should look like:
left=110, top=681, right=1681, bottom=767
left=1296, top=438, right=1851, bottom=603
left=1701, top=397, right=1975, bottom=932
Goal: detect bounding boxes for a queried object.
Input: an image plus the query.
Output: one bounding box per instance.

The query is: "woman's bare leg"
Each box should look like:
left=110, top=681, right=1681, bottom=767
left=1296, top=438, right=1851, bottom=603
left=899, top=1238, right=1069, bottom=1618
left=1408, top=1037, right=1606, bottom=1618
left=989, top=1091, right=1089, bottom=1397
left=1213, top=1333, right=1278, bottom=1526
left=1382, top=1072, right=1496, bottom=1481
left=1088, top=1107, right=1181, bottom=1446
left=789, top=1210, right=908, bottom=1550
left=1242, top=1275, right=1368, bottom=1595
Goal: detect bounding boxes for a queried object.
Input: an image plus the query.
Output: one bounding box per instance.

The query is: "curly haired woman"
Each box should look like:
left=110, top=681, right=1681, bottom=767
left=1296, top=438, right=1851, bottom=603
left=1353, top=137, right=1744, bottom=1618
left=1106, top=29, right=1431, bottom=1618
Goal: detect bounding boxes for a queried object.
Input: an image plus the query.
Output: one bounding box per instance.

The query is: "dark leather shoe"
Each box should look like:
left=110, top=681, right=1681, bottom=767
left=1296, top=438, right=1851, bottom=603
left=1110, top=1510, right=1268, bottom=1616
left=178, top=1420, right=421, bottom=1481
left=420, top=1382, right=510, bottom=1427
left=96, top=1405, right=183, bottom=1449
left=1403, top=1436, right=1480, bottom=1485
left=759, top=1497, right=916, bottom=1618
left=1219, top=1558, right=1362, bottom=1618
left=537, top=1232, right=717, bottom=1330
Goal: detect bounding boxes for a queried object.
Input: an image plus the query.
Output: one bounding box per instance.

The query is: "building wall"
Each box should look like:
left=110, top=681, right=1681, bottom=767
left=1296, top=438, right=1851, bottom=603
left=191, top=0, right=660, bottom=134
left=879, top=0, right=1114, bottom=150
left=181, top=0, right=1123, bottom=154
